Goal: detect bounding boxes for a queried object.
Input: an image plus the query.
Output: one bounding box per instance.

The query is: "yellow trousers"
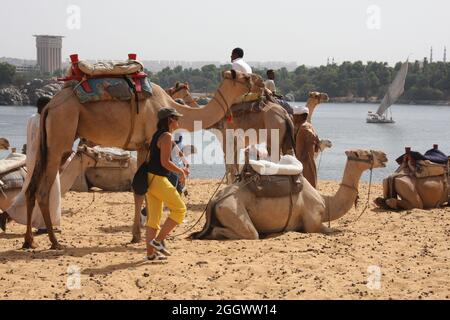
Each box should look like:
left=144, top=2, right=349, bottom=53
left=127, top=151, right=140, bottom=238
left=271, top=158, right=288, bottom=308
left=145, top=173, right=187, bottom=230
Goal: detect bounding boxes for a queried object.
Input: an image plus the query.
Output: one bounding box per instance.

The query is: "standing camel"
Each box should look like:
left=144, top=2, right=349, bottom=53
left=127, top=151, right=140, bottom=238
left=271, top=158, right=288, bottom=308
left=192, top=149, right=387, bottom=239
left=168, top=84, right=329, bottom=183
left=24, top=70, right=264, bottom=249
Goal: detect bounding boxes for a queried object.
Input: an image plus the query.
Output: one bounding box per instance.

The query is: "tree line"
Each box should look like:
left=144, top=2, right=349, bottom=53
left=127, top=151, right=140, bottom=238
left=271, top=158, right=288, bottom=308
left=1, top=60, right=449, bottom=102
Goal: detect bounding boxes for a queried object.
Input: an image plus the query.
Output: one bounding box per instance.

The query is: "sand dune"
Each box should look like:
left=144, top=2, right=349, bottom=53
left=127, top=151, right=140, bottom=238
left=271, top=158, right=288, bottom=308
left=0, top=179, right=449, bottom=300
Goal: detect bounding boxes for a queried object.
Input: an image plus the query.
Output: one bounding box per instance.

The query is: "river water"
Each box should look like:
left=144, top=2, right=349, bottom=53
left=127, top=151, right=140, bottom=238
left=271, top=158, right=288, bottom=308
left=1, top=103, right=449, bottom=182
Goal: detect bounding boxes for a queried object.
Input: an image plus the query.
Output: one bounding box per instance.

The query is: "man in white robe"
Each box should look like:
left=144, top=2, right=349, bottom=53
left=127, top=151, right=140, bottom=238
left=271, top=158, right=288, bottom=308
left=0, top=96, right=61, bottom=233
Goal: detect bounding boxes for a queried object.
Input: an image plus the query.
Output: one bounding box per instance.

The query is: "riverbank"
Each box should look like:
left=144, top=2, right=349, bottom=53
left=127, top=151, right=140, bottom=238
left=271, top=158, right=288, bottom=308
left=0, top=80, right=62, bottom=106
left=1, top=179, right=449, bottom=300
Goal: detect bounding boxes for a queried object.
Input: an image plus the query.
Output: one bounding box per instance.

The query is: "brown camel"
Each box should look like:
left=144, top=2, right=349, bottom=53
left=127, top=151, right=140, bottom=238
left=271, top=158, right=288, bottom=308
left=305, top=92, right=329, bottom=123
left=0, top=138, right=10, bottom=151
left=166, top=82, right=199, bottom=107
left=376, top=164, right=449, bottom=210
left=25, top=70, right=264, bottom=249
left=168, top=84, right=330, bottom=183
left=192, top=149, right=387, bottom=239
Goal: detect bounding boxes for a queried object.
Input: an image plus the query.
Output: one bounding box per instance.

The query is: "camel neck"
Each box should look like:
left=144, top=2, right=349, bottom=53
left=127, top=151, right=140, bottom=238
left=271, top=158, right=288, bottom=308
left=166, top=88, right=230, bottom=132
left=306, top=99, right=319, bottom=123
left=323, top=160, right=364, bottom=223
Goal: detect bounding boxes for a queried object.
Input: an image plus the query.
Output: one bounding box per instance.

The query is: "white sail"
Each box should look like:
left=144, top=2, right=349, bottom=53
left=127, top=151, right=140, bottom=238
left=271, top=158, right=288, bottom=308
left=376, top=61, right=409, bottom=116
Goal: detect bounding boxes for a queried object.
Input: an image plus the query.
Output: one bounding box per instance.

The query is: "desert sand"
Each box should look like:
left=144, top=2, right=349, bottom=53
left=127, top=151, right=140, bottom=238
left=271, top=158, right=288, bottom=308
left=0, top=179, right=449, bottom=300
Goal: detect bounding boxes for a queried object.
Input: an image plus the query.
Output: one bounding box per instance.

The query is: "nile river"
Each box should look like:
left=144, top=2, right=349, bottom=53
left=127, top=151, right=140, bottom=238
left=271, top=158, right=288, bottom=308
left=1, top=103, right=449, bottom=182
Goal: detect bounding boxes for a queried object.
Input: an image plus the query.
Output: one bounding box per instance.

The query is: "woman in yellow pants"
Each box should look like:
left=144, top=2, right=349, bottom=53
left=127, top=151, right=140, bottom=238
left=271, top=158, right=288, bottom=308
left=145, top=107, right=189, bottom=261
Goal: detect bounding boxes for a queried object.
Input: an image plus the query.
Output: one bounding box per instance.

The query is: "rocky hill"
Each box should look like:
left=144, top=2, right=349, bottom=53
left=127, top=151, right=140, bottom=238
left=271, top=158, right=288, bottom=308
left=0, top=79, right=63, bottom=106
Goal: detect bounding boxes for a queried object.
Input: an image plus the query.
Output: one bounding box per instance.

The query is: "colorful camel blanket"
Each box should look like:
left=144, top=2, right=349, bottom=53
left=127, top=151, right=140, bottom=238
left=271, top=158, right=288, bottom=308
left=69, top=77, right=152, bottom=104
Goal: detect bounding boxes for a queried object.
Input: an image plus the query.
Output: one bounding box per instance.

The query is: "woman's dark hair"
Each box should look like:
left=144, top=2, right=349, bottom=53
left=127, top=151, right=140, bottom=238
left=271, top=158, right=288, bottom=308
left=157, top=117, right=171, bottom=131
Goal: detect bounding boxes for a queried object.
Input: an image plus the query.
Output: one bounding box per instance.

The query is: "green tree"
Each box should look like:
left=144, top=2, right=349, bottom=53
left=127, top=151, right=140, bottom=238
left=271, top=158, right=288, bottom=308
left=0, top=62, right=16, bottom=85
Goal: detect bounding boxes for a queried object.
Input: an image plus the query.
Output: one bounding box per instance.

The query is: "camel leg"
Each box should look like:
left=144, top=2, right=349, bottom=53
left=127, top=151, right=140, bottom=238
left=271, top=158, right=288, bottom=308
left=302, top=207, right=323, bottom=233
left=36, top=158, right=63, bottom=250
left=386, top=179, right=423, bottom=210
left=132, top=194, right=144, bottom=243
left=131, top=147, right=148, bottom=243
left=23, top=189, right=37, bottom=249
left=212, top=199, right=259, bottom=240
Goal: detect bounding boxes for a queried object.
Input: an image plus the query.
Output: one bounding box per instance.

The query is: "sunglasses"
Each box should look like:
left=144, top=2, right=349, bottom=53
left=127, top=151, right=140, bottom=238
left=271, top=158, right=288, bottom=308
left=171, top=116, right=180, bottom=121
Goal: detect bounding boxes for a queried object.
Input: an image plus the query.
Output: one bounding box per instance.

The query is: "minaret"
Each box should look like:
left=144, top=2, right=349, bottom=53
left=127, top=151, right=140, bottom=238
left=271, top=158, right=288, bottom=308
left=444, top=47, right=447, bottom=63
left=430, top=46, right=433, bottom=63
left=327, top=57, right=330, bottom=65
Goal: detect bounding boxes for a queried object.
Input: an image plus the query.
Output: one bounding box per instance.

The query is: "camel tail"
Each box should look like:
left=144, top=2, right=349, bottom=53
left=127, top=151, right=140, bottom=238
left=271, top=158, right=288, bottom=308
left=189, top=197, right=217, bottom=239
left=26, top=107, right=50, bottom=200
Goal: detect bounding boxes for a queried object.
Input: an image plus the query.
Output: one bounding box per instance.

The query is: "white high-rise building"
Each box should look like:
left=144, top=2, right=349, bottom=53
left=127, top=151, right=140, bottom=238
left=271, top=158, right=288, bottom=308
left=34, top=35, right=64, bottom=74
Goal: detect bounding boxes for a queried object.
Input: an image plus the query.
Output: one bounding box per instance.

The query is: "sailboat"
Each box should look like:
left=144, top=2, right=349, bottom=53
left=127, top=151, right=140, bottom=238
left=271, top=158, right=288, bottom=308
left=366, top=60, right=409, bottom=123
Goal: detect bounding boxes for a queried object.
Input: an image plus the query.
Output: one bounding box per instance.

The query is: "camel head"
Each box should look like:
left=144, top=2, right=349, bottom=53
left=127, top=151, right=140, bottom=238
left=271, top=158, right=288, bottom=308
left=309, top=92, right=329, bottom=103
left=0, top=138, right=10, bottom=151
left=319, top=139, right=333, bottom=152
left=345, top=149, right=388, bottom=170
left=221, top=70, right=265, bottom=98
left=166, top=82, right=200, bottom=107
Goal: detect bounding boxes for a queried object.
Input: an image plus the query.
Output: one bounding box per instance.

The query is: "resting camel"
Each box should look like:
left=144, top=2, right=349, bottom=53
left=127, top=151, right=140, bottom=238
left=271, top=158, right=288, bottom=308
left=375, top=166, right=449, bottom=210
left=24, top=70, right=264, bottom=249
left=167, top=84, right=329, bottom=183
left=192, top=149, right=387, bottom=239
left=0, top=146, right=97, bottom=220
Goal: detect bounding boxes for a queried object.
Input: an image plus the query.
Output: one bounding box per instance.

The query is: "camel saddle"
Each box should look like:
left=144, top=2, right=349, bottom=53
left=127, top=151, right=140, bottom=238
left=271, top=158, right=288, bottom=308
left=91, top=146, right=133, bottom=169
left=230, top=98, right=267, bottom=118
left=78, top=60, right=144, bottom=77
left=0, top=153, right=27, bottom=192
left=240, top=163, right=303, bottom=198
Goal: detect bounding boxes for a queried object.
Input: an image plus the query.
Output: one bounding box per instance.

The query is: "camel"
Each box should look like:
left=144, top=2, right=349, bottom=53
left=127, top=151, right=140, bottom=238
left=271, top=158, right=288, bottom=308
left=167, top=84, right=329, bottom=183
left=24, top=70, right=264, bottom=249
left=0, top=138, right=10, bottom=151
left=0, top=146, right=97, bottom=214
left=375, top=164, right=449, bottom=210
left=191, top=149, right=387, bottom=240
left=166, top=82, right=199, bottom=107
left=73, top=144, right=195, bottom=192
left=305, top=92, right=329, bottom=123
left=316, top=139, right=332, bottom=160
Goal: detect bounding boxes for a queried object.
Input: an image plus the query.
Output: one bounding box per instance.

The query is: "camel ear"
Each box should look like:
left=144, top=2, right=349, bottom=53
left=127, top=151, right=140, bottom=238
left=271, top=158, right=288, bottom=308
left=222, top=70, right=230, bottom=79
left=175, top=82, right=180, bottom=88
left=231, top=69, right=237, bottom=80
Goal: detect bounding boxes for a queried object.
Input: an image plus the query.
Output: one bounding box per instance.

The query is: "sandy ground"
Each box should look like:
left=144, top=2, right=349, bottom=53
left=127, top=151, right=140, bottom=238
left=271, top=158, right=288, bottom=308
left=0, top=179, right=449, bottom=300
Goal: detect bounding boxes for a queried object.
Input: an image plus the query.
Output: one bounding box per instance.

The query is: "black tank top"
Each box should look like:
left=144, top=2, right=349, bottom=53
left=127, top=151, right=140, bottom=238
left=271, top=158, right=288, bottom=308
left=147, top=129, right=170, bottom=177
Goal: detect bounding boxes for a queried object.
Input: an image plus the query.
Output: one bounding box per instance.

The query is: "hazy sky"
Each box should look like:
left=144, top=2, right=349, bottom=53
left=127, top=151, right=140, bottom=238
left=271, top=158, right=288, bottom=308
left=0, top=0, right=448, bottom=66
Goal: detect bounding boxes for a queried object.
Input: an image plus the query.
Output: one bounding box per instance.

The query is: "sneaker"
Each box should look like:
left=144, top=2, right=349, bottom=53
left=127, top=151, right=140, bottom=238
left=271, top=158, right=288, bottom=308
left=147, top=253, right=168, bottom=261
left=149, top=239, right=171, bottom=256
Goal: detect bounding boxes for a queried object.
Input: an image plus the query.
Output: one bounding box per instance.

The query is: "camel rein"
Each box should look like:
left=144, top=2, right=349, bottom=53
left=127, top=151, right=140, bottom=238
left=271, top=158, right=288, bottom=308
left=345, top=152, right=375, bottom=222
left=167, top=172, right=228, bottom=239
left=212, top=78, right=253, bottom=124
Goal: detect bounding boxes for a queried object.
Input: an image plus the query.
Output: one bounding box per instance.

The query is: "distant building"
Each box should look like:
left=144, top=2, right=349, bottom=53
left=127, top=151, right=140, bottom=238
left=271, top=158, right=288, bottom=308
left=34, top=35, right=64, bottom=74
left=15, top=65, right=40, bottom=74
